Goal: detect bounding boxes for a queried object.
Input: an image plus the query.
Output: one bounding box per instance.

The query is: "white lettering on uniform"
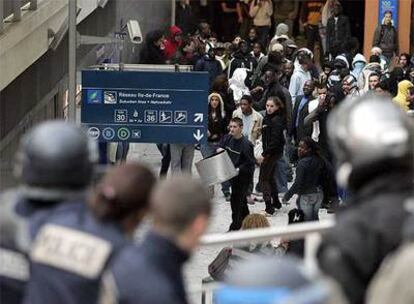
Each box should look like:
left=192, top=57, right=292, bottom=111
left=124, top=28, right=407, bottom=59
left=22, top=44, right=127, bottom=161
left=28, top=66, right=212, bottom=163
left=0, top=248, right=29, bottom=281
left=31, top=224, right=112, bottom=279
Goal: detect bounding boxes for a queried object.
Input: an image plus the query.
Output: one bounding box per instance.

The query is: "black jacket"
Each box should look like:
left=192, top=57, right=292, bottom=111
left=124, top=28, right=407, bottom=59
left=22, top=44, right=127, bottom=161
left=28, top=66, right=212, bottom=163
left=109, top=232, right=189, bottom=304
left=207, top=112, right=227, bottom=143
left=140, top=30, right=166, bottom=64
left=195, top=56, right=223, bottom=85
left=175, top=4, right=196, bottom=34
left=326, top=15, right=351, bottom=55
left=219, top=134, right=255, bottom=178
left=261, top=112, right=285, bottom=158
left=317, top=173, right=414, bottom=304
left=228, top=52, right=257, bottom=79
left=256, top=82, right=288, bottom=114
left=284, top=155, right=323, bottom=201
left=291, top=95, right=313, bottom=143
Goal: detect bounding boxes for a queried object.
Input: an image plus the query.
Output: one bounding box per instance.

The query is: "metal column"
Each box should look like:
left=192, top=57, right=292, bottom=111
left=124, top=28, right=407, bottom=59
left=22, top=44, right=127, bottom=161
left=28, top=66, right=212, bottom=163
left=0, top=0, right=4, bottom=34
left=171, top=0, right=175, bottom=26
left=12, top=0, right=21, bottom=22
left=68, top=0, right=77, bottom=122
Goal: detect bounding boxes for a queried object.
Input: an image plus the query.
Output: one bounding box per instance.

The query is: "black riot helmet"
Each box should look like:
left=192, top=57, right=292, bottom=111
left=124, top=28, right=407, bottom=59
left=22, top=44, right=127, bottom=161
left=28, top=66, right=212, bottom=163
left=328, top=96, right=414, bottom=190
left=14, top=121, right=96, bottom=201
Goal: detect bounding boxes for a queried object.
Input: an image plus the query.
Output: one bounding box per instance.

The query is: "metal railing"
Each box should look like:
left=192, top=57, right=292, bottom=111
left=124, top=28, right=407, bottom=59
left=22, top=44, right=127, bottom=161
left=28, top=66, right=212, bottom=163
left=198, top=220, right=335, bottom=304
left=0, top=0, right=38, bottom=34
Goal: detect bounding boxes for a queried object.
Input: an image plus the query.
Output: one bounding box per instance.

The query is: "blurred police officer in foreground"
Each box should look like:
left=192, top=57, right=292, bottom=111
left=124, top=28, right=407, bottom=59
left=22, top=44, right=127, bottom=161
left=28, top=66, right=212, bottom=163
left=215, top=256, right=348, bottom=304
left=317, top=96, right=414, bottom=304
left=0, top=121, right=95, bottom=303
left=24, top=163, right=156, bottom=304
left=100, top=176, right=211, bottom=304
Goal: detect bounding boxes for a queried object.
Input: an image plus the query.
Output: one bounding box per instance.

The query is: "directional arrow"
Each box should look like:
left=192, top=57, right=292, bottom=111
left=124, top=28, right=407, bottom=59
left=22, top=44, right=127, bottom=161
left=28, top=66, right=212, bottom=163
left=194, top=113, right=204, bottom=123
left=193, top=129, right=204, bottom=141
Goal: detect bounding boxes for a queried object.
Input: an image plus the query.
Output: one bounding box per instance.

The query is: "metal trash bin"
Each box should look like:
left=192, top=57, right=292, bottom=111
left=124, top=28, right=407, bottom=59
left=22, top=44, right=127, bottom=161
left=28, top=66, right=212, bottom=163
left=196, top=150, right=237, bottom=186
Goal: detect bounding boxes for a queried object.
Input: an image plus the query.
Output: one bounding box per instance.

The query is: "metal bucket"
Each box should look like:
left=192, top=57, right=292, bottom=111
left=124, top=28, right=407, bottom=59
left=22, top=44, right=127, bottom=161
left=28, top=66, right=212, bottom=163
left=196, top=150, right=237, bottom=186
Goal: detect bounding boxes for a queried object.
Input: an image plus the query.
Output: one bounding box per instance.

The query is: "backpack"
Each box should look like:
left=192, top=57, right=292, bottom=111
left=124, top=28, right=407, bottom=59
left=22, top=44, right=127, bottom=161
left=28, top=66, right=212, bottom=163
left=208, top=247, right=253, bottom=281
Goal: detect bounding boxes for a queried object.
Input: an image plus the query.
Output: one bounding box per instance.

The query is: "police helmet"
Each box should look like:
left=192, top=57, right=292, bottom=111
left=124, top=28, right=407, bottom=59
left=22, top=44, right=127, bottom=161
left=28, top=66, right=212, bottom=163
left=14, top=121, right=96, bottom=200
left=328, top=96, right=414, bottom=189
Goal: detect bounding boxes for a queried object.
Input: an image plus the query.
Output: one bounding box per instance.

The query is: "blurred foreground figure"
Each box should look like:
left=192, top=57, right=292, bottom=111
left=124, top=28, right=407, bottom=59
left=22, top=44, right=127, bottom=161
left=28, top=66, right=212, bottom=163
left=366, top=214, right=414, bottom=304
left=317, top=96, right=414, bottom=304
left=215, top=256, right=348, bottom=304
left=101, top=176, right=212, bottom=304
left=0, top=121, right=95, bottom=304
left=25, top=163, right=156, bottom=304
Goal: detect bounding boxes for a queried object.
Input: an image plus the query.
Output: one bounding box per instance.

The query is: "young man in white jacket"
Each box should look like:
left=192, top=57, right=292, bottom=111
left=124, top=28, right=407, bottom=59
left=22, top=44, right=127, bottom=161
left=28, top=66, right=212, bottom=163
left=233, top=95, right=263, bottom=204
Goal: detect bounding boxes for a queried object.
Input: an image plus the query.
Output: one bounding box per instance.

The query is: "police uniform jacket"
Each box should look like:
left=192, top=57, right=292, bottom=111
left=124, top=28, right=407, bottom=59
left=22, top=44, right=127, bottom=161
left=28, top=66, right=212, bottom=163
left=24, top=201, right=127, bottom=304
left=0, top=191, right=66, bottom=304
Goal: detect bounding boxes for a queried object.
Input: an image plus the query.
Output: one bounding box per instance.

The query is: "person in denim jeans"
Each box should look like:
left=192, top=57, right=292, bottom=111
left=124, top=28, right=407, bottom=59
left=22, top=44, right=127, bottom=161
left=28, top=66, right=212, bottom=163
left=283, top=137, right=323, bottom=221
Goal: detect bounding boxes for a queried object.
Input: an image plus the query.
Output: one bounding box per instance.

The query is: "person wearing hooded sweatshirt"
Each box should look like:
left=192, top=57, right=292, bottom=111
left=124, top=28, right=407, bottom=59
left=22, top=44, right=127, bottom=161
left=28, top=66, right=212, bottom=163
left=342, top=74, right=360, bottom=100
left=289, top=53, right=312, bottom=101
left=373, top=11, right=398, bottom=60
left=229, top=68, right=251, bottom=105
left=139, top=30, right=166, bottom=64
left=203, top=93, right=231, bottom=200
left=393, top=80, right=414, bottom=112
left=202, top=93, right=228, bottom=158
left=358, top=55, right=383, bottom=91
left=163, top=25, right=184, bottom=62
left=228, top=40, right=257, bottom=79
left=270, top=23, right=290, bottom=46
left=350, top=54, right=367, bottom=81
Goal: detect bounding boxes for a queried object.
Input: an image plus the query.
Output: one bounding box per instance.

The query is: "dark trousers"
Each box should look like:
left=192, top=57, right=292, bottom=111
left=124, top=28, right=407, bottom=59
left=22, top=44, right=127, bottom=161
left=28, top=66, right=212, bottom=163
left=306, top=25, right=320, bottom=52
left=229, top=175, right=250, bottom=231
left=259, top=154, right=280, bottom=213
left=256, top=26, right=270, bottom=48
left=156, top=144, right=171, bottom=177
left=115, top=143, right=129, bottom=162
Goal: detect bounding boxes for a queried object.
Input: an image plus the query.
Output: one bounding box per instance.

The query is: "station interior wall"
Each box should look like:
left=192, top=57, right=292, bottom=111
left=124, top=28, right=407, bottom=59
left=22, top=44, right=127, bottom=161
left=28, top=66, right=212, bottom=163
left=0, top=0, right=171, bottom=190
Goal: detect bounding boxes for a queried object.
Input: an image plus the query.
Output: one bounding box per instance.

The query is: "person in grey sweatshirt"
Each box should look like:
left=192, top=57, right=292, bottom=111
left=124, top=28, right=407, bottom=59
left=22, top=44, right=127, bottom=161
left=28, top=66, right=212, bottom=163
left=289, top=53, right=312, bottom=101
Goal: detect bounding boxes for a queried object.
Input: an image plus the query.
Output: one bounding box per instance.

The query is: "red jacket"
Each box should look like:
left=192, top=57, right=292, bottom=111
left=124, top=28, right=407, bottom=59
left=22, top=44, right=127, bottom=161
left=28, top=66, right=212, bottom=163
left=164, top=26, right=183, bottom=60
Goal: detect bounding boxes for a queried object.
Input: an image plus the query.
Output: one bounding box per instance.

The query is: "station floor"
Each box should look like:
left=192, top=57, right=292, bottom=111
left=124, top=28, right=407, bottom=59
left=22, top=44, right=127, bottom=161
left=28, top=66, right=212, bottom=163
left=127, top=143, right=333, bottom=303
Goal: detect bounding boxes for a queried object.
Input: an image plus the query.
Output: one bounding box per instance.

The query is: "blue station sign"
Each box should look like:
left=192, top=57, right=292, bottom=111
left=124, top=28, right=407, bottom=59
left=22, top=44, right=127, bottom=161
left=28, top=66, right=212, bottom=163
left=81, top=70, right=209, bottom=144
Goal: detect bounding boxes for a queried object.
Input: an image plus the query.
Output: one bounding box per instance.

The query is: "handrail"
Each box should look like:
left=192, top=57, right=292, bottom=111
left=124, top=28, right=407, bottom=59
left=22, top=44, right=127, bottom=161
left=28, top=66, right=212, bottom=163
left=198, top=220, right=335, bottom=304
left=200, top=219, right=335, bottom=247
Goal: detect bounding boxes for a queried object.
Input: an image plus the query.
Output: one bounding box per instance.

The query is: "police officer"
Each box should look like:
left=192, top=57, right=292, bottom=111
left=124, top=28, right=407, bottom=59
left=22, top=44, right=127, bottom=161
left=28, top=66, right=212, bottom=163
left=317, top=96, right=414, bottom=304
left=25, top=163, right=156, bottom=304
left=0, top=121, right=95, bottom=303
left=100, top=176, right=212, bottom=304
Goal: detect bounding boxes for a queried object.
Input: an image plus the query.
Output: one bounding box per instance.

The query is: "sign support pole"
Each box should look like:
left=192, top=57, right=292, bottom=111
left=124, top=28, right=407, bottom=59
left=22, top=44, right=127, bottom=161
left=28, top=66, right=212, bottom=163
left=68, top=0, right=77, bottom=122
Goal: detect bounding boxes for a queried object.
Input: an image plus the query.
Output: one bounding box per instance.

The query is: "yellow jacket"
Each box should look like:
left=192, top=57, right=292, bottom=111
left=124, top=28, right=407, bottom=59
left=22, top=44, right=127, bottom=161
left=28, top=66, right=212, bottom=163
left=393, top=80, right=413, bottom=112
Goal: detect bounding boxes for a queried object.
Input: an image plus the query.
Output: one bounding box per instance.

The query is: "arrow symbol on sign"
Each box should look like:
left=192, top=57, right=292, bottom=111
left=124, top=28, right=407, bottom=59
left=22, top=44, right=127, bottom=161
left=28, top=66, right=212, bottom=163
left=193, top=129, right=204, bottom=141
left=194, top=113, right=203, bottom=123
